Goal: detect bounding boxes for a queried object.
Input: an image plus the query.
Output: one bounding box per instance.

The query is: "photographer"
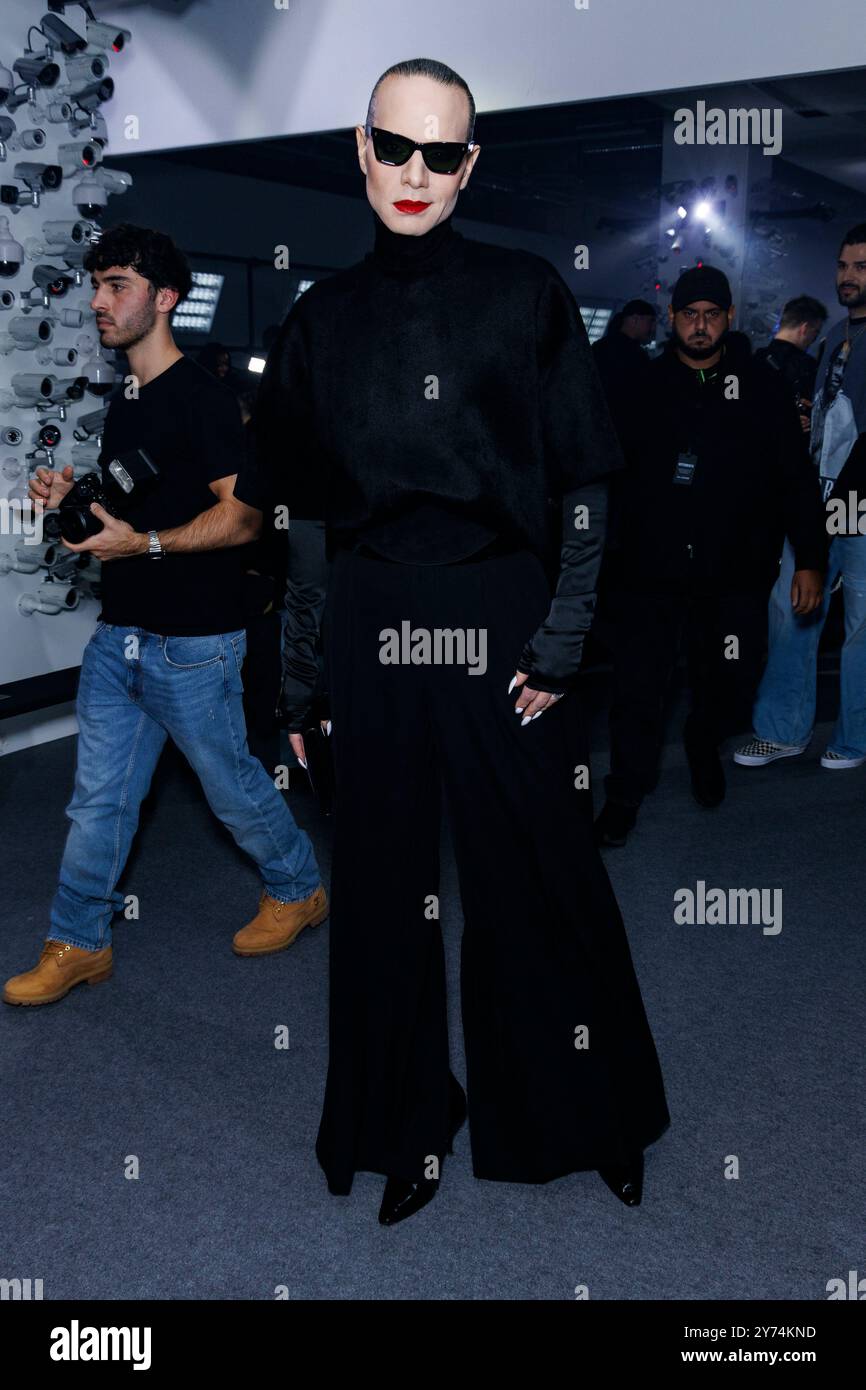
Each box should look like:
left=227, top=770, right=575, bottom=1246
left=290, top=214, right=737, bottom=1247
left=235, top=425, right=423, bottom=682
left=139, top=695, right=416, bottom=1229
left=4, top=224, right=326, bottom=1008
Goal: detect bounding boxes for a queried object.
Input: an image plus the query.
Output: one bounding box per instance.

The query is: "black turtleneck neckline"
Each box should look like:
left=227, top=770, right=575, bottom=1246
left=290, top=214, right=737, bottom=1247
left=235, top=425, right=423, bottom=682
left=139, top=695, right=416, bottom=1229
left=369, top=207, right=461, bottom=279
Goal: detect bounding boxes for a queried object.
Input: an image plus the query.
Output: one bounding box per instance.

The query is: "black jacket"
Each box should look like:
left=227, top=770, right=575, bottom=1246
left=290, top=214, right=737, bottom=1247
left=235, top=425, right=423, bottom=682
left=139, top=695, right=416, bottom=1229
left=251, top=211, right=625, bottom=732
left=618, top=340, right=828, bottom=591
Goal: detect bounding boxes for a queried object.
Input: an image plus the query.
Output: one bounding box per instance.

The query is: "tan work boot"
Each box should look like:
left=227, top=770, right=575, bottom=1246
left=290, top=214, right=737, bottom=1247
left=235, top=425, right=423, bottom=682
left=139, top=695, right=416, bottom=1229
left=3, top=939, right=113, bottom=1006
left=233, top=884, right=329, bottom=957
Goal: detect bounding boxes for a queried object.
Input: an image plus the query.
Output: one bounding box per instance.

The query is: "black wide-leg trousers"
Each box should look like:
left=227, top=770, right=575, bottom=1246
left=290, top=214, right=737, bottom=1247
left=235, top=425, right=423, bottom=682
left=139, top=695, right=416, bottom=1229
left=315, top=545, right=670, bottom=1193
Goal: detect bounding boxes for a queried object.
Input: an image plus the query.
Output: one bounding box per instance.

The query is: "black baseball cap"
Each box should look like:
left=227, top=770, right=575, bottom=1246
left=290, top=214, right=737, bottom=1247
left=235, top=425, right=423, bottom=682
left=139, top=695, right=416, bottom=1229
left=671, top=265, right=732, bottom=312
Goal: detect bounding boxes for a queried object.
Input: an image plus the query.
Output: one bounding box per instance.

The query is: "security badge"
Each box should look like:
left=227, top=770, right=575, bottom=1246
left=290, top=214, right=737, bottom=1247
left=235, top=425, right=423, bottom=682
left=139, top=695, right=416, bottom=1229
left=673, top=451, right=698, bottom=485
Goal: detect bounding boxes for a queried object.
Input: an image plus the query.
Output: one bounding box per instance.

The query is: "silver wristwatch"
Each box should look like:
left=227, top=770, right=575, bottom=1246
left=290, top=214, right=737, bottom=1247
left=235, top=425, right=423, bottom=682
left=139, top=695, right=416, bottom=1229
left=147, top=529, right=164, bottom=560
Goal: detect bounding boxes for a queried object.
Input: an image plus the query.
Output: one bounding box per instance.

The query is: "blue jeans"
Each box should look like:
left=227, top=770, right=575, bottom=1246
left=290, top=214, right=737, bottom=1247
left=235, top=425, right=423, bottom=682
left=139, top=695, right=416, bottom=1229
left=752, top=535, right=866, bottom=757
left=49, top=622, right=321, bottom=952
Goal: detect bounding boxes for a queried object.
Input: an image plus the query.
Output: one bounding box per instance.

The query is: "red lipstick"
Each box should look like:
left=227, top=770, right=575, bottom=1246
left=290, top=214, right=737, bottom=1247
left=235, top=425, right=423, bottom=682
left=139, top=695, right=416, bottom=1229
left=393, top=200, right=430, bottom=214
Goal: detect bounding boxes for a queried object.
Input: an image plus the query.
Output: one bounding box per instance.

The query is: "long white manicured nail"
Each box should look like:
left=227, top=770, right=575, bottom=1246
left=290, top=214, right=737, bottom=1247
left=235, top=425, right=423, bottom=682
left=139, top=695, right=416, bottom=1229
left=531, top=711, right=542, bottom=720
left=508, top=675, right=517, bottom=694
left=325, top=721, right=332, bottom=735
left=520, top=716, right=530, bottom=726
left=298, top=757, right=308, bottom=769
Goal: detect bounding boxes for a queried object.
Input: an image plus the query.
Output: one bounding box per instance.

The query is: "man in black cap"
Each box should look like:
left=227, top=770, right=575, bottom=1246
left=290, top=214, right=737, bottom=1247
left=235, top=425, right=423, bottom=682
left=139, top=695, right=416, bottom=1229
left=594, top=265, right=827, bottom=846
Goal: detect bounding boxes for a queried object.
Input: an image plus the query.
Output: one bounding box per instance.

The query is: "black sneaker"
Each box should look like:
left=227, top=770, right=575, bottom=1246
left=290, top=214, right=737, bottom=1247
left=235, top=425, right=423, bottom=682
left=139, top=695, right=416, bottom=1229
left=683, top=720, right=726, bottom=807
left=594, top=801, right=638, bottom=847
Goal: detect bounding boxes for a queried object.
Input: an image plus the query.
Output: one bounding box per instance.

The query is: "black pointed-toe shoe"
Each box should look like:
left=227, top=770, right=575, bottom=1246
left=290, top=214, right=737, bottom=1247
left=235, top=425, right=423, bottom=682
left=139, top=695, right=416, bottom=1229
left=378, top=1079, right=468, bottom=1226
left=597, top=1151, right=644, bottom=1206
left=378, top=1173, right=439, bottom=1226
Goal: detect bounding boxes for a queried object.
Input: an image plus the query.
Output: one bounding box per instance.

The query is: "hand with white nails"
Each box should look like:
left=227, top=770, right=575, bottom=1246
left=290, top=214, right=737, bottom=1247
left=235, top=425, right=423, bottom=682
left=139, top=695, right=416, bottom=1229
left=508, top=670, right=564, bottom=725
left=289, top=720, right=332, bottom=770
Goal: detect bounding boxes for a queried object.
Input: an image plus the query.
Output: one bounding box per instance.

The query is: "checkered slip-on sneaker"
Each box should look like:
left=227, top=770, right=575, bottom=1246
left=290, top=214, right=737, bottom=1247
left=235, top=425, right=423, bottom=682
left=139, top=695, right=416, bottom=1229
left=733, top=738, right=807, bottom=767
left=820, top=749, right=866, bottom=769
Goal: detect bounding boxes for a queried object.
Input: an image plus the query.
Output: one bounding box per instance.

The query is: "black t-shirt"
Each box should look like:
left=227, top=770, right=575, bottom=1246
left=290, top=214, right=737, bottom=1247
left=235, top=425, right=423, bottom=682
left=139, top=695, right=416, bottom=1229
left=248, top=210, right=625, bottom=568
left=754, top=338, right=817, bottom=401
left=97, top=355, right=249, bottom=635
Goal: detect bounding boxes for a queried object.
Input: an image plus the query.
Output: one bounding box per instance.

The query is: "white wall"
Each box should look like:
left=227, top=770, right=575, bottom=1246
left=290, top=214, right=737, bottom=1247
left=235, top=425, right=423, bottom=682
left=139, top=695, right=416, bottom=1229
left=0, top=0, right=128, bottom=753
left=96, top=0, right=866, bottom=156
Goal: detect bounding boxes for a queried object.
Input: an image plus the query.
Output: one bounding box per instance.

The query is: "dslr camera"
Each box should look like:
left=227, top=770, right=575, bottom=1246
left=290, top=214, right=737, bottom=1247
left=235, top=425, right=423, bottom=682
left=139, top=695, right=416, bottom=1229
left=58, top=446, right=159, bottom=542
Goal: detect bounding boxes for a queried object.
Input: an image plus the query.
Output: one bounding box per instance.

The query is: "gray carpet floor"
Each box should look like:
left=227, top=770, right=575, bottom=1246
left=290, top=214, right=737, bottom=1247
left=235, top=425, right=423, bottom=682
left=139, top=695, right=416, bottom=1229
left=1, top=676, right=863, bottom=1301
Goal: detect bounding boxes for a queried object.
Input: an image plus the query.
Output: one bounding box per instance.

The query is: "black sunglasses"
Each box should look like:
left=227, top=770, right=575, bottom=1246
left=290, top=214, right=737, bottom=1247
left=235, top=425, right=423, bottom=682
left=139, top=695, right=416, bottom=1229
left=367, top=125, right=475, bottom=175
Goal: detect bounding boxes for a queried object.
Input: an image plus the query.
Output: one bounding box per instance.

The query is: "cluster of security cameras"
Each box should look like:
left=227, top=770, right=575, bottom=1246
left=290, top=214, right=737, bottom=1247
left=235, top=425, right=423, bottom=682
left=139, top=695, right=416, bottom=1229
left=0, top=7, right=133, bottom=618
left=0, top=7, right=131, bottom=218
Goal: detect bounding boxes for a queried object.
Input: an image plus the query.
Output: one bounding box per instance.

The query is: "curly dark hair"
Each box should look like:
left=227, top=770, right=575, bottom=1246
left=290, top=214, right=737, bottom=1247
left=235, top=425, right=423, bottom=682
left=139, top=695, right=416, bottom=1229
left=83, top=222, right=192, bottom=303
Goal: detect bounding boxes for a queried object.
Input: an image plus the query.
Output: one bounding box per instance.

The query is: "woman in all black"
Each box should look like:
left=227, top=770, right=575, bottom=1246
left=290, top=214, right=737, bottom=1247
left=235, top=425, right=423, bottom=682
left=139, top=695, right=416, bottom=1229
left=252, top=59, right=670, bottom=1225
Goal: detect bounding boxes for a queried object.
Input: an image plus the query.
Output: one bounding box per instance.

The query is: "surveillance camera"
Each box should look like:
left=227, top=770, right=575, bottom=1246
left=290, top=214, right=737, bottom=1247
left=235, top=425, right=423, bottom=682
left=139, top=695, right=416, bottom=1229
left=0, top=119, right=47, bottom=156
left=72, top=168, right=130, bottom=219
left=55, top=245, right=87, bottom=270
left=0, top=216, right=23, bottom=276
left=68, top=78, right=114, bottom=113
left=33, top=263, right=75, bottom=297
left=14, top=162, right=63, bottom=193
left=18, top=128, right=47, bottom=151
left=73, top=166, right=131, bottom=218
left=12, top=372, right=53, bottom=401
left=63, top=54, right=109, bottom=86
left=13, top=56, right=61, bottom=89
left=45, top=99, right=74, bottom=123
left=72, top=174, right=105, bottom=218
left=86, top=21, right=132, bottom=54
left=42, top=219, right=95, bottom=247
left=12, top=371, right=83, bottom=404
left=0, top=184, right=31, bottom=208
left=73, top=405, right=108, bottom=439
left=41, top=13, right=88, bottom=56
left=0, top=64, right=13, bottom=107
left=55, top=375, right=88, bottom=402
left=36, top=345, right=77, bottom=367
left=57, top=140, right=101, bottom=175
left=8, top=314, right=54, bottom=346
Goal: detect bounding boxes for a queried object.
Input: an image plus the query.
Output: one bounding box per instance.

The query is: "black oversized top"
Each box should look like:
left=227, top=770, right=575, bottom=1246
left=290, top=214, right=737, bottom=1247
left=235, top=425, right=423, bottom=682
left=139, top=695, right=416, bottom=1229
left=251, top=209, right=624, bottom=567
left=244, top=209, right=625, bottom=729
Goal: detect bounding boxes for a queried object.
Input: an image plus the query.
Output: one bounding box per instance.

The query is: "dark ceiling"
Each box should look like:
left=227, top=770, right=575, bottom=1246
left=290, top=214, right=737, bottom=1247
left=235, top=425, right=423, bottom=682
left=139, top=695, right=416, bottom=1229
left=120, top=68, right=866, bottom=235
